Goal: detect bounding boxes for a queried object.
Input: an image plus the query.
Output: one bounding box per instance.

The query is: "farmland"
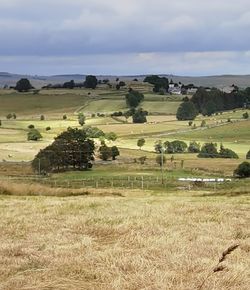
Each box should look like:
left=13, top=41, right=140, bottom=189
left=0, top=81, right=249, bottom=290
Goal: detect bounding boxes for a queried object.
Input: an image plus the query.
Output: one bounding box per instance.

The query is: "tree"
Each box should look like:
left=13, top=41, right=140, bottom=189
left=6, top=113, right=12, bottom=120
left=176, top=101, right=199, bottom=120
left=85, top=126, right=105, bottom=138
left=125, top=89, right=144, bottom=108
left=137, top=138, right=145, bottom=150
left=46, top=126, right=51, bottom=131
left=154, top=140, right=163, bottom=153
left=32, top=127, right=95, bottom=172
left=198, top=143, right=218, bottom=158
left=143, top=75, right=169, bottom=92
left=105, top=132, right=117, bottom=141
left=99, top=144, right=112, bottom=161
left=246, top=150, right=250, bottom=159
left=28, top=124, right=35, bottom=129
left=234, top=162, right=250, bottom=178
left=132, top=108, right=147, bottom=123
left=12, top=113, right=16, bottom=119
left=63, top=114, right=67, bottom=120
left=84, top=75, right=98, bottom=89
left=63, top=80, right=75, bottom=89
left=78, top=113, right=86, bottom=126
left=111, top=146, right=120, bottom=160
left=188, top=141, right=201, bottom=153
left=243, top=112, right=249, bottom=119
left=164, top=140, right=188, bottom=153
left=40, top=115, right=45, bottom=121
left=15, top=78, right=33, bottom=92
left=27, top=129, right=42, bottom=141
left=219, top=146, right=239, bottom=159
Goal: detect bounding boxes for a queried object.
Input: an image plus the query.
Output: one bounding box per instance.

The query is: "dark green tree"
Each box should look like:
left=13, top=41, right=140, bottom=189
left=99, top=144, right=112, bottom=161
left=63, top=80, right=75, bottom=89
left=132, top=108, right=147, bottom=123
left=188, top=141, right=201, bottom=153
left=27, top=129, right=42, bottom=141
left=198, top=143, right=218, bottom=158
left=137, top=138, right=145, bottom=150
left=84, top=75, right=98, bottom=89
left=111, top=146, right=120, bottom=160
left=176, top=101, right=198, bottom=120
left=125, top=89, right=144, bottom=108
left=234, top=162, right=250, bottom=178
left=15, top=78, right=33, bottom=92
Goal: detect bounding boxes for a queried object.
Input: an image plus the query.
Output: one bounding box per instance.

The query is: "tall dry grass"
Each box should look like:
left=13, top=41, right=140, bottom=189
left=0, top=192, right=249, bottom=290
left=0, top=180, right=126, bottom=197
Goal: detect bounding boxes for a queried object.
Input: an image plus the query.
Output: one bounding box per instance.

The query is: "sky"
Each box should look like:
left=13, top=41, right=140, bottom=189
left=1, top=0, right=250, bottom=76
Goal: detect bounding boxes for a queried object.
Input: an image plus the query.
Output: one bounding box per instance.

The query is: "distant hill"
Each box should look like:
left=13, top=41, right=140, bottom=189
left=1, top=72, right=250, bottom=89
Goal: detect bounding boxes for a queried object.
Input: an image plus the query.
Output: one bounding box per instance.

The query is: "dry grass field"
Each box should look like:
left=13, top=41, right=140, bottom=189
left=0, top=188, right=249, bottom=290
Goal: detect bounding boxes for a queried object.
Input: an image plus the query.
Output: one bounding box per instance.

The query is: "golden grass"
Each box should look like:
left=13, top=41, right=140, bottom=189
left=0, top=190, right=249, bottom=290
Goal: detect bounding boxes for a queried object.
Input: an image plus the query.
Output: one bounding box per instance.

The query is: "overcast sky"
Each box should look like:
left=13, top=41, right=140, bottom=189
left=1, top=0, right=250, bottom=75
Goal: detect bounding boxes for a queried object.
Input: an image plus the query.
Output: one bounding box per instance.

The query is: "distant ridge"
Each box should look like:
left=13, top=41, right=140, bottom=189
left=1, top=72, right=250, bottom=88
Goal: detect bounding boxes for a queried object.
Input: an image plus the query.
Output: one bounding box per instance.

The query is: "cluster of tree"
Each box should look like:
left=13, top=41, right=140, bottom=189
left=191, top=87, right=250, bottom=116
left=99, top=142, right=120, bottom=161
left=32, top=128, right=95, bottom=173
left=198, top=143, right=239, bottom=159
left=116, top=81, right=126, bottom=90
left=143, top=75, right=169, bottom=93
left=42, top=75, right=98, bottom=90
left=176, top=87, right=250, bottom=120
left=155, top=140, right=189, bottom=154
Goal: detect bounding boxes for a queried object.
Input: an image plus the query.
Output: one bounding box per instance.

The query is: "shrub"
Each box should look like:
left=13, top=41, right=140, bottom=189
left=6, top=113, right=12, bottom=120
left=219, top=147, right=239, bottom=159
left=137, top=138, right=145, bottom=150
left=234, top=162, right=250, bottom=178
left=40, top=115, right=45, bottom=121
left=28, top=124, right=35, bottom=129
left=27, top=129, right=42, bottom=141
left=188, top=141, right=201, bottom=153
left=198, top=143, right=218, bottom=158
left=63, top=114, right=67, bottom=120
left=46, top=126, right=51, bottom=131
left=99, top=144, right=112, bottom=161
left=243, top=112, right=249, bottom=119
left=111, top=146, right=120, bottom=160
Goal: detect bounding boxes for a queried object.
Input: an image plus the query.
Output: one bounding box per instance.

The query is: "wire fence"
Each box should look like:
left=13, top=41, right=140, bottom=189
left=2, top=174, right=232, bottom=191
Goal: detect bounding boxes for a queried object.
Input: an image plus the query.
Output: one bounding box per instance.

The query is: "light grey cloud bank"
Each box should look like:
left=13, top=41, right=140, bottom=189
left=0, top=0, right=250, bottom=75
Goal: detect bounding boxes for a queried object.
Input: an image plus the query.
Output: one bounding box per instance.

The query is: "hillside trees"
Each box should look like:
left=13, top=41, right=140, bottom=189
left=32, top=128, right=95, bottom=173
left=143, top=75, right=169, bottom=93
left=125, top=89, right=144, bottom=108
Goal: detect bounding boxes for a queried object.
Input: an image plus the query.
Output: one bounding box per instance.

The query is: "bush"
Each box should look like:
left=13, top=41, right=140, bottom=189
left=40, top=115, right=45, bottom=121
left=28, top=124, right=35, bottom=129
left=234, top=162, right=250, bottom=178
left=27, top=129, right=42, bottom=141
left=105, top=132, right=117, bottom=141
left=164, top=140, right=187, bottom=153
left=200, top=120, right=206, bottom=127
left=6, top=113, right=12, bottom=120
left=46, top=126, right=51, bottom=131
left=198, top=143, right=218, bottom=158
left=219, top=147, right=239, bottom=159
left=188, top=141, right=201, bottom=153
left=85, top=126, right=105, bottom=138
left=63, top=114, right=67, bottom=120
left=99, top=144, right=112, bottom=161
left=243, top=112, right=249, bottom=119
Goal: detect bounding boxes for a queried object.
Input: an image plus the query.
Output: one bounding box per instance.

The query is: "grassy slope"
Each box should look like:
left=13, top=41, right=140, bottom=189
left=0, top=192, right=249, bottom=290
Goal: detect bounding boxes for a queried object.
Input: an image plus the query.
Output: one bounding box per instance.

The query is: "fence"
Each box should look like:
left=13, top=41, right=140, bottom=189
left=1, top=175, right=232, bottom=191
